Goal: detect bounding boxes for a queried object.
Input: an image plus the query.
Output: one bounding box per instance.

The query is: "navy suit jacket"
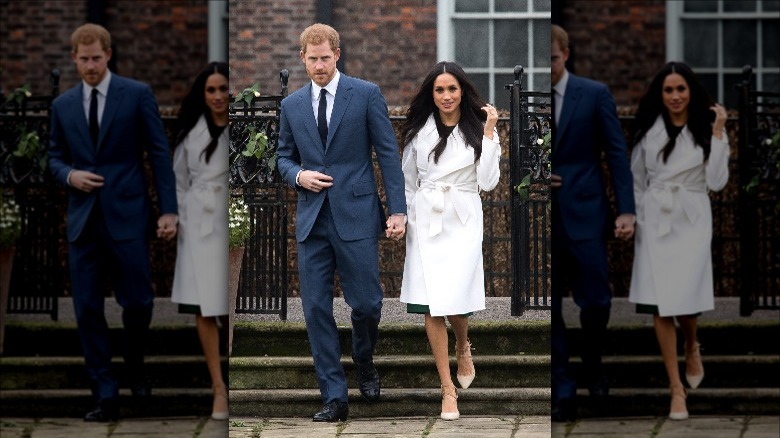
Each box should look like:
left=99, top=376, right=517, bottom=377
left=48, top=74, right=177, bottom=242
left=552, top=73, right=635, bottom=241
left=277, top=74, right=406, bottom=242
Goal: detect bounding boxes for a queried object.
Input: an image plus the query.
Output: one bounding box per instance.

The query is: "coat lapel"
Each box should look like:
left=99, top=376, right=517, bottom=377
left=297, top=84, right=325, bottom=157
left=98, top=76, right=124, bottom=151
left=70, top=83, right=93, bottom=149
left=555, top=74, right=581, bottom=149
left=327, top=77, right=353, bottom=151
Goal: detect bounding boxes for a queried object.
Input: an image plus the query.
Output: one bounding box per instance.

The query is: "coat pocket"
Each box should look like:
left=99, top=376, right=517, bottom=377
left=352, top=180, right=377, bottom=197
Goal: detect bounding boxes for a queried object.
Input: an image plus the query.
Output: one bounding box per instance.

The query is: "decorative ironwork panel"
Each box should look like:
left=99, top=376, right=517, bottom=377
left=508, top=66, right=552, bottom=316
left=737, top=66, right=780, bottom=315
left=229, top=70, right=289, bottom=319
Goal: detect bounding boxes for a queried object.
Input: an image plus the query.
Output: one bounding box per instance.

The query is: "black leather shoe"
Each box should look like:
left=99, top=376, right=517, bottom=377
left=551, top=398, right=576, bottom=423
left=354, top=358, right=381, bottom=402
left=312, top=401, right=348, bottom=422
left=84, top=399, right=119, bottom=422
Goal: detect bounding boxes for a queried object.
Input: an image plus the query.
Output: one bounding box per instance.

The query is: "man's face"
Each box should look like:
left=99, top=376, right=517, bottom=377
left=72, top=41, right=111, bottom=87
left=301, top=41, right=340, bottom=87
left=551, top=40, right=569, bottom=86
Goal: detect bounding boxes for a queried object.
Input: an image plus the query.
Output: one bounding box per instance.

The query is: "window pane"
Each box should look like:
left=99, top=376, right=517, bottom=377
left=456, top=0, right=488, bottom=12
left=496, top=0, right=527, bottom=12
left=683, top=20, right=718, bottom=68
left=533, top=72, right=551, bottom=93
left=698, top=73, right=719, bottom=105
left=454, top=20, right=490, bottom=68
left=534, top=20, right=551, bottom=68
left=684, top=1, right=717, bottom=12
left=763, top=19, right=780, bottom=67
left=496, top=20, right=527, bottom=68
left=724, top=0, right=756, bottom=12
left=723, top=20, right=757, bottom=67
left=495, top=74, right=515, bottom=111
left=763, top=74, right=780, bottom=93
left=532, top=0, right=551, bottom=12
left=469, top=73, right=491, bottom=105
left=764, top=1, right=780, bottom=12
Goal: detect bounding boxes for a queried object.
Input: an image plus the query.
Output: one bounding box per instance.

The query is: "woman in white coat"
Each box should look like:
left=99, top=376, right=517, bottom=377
left=628, top=62, right=729, bottom=420
left=171, top=62, right=230, bottom=420
left=398, top=61, right=500, bottom=420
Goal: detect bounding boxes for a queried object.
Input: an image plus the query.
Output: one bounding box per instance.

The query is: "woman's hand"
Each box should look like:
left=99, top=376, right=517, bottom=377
left=481, top=104, right=499, bottom=138
left=710, top=103, right=727, bottom=139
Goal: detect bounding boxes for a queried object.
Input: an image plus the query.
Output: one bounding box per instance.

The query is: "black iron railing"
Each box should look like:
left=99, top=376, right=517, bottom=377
left=508, top=65, right=552, bottom=316
left=737, top=65, right=780, bottom=316
left=229, top=70, right=289, bottom=320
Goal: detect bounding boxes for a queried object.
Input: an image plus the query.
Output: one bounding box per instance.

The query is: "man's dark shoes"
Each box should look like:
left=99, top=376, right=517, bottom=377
left=551, top=398, right=577, bottom=423
left=354, top=358, right=381, bottom=402
left=312, top=401, right=349, bottom=422
left=84, top=399, right=119, bottom=422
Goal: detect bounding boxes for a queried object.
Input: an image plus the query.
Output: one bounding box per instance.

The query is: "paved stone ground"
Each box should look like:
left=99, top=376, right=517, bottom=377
left=0, top=417, right=227, bottom=438
left=553, top=415, right=780, bottom=438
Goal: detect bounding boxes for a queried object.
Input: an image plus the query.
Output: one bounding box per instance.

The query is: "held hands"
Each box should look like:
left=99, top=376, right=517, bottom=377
left=385, top=214, right=406, bottom=241
left=710, top=103, right=727, bottom=139
left=614, top=214, right=635, bottom=241
left=299, top=170, right=334, bottom=193
left=70, top=170, right=105, bottom=193
left=481, top=104, right=499, bottom=138
left=156, top=213, right=178, bottom=241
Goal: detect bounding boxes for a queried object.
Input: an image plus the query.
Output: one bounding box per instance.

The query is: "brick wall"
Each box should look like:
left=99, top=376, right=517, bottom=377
left=559, top=0, right=667, bottom=110
left=0, top=0, right=209, bottom=108
left=228, top=0, right=437, bottom=107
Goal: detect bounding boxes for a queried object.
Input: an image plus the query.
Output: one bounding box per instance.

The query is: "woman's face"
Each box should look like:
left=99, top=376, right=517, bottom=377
left=662, top=72, right=690, bottom=121
left=432, top=73, right=462, bottom=120
left=205, top=72, right=229, bottom=117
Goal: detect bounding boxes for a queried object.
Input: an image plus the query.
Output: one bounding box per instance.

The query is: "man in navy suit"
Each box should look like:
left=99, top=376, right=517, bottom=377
left=48, top=23, right=178, bottom=422
left=550, top=24, right=636, bottom=422
left=277, top=23, right=406, bottom=422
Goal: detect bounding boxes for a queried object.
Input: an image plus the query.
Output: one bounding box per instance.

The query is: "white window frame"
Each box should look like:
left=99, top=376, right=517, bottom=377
left=208, top=0, right=229, bottom=62
left=437, top=0, right=552, bottom=105
left=666, top=0, right=780, bottom=105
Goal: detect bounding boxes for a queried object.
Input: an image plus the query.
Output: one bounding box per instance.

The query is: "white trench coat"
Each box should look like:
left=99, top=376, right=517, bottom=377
left=171, top=115, right=229, bottom=316
left=400, top=115, right=501, bottom=316
left=628, top=116, right=729, bottom=317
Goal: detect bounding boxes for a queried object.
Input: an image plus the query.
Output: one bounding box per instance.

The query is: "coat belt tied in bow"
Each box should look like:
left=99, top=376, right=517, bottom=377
left=418, top=179, right=478, bottom=237
left=648, top=180, right=705, bottom=237
left=190, top=181, right=222, bottom=237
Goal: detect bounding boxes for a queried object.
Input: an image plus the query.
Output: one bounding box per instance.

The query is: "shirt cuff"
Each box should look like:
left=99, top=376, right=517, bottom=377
left=66, top=169, right=75, bottom=186
left=295, top=169, right=303, bottom=186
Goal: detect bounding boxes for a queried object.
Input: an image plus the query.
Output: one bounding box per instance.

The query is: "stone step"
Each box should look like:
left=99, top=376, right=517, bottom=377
left=0, top=355, right=225, bottom=390
left=2, top=323, right=209, bottom=356
left=575, top=387, right=780, bottom=417
left=232, top=321, right=549, bottom=357
left=229, top=387, right=550, bottom=417
left=0, top=388, right=213, bottom=418
left=229, top=355, right=549, bottom=390
left=568, top=355, right=780, bottom=388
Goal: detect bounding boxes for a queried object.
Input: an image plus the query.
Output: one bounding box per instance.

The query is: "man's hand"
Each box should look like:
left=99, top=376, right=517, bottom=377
left=614, top=213, right=635, bottom=241
left=70, top=170, right=105, bottom=193
left=156, top=213, right=178, bottom=241
left=299, top=170, right=334, bottom=192
left=385, top=214, right=406, bottom=241
left=551, top=173, right=562, bottom=189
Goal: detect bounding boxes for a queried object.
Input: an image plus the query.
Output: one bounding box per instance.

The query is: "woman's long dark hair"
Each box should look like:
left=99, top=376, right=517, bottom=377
left=173, top=61, right=229, bottom=164
left=400, top=61, right=487, bottom=163
left=631, top=61, right=715, bottom=163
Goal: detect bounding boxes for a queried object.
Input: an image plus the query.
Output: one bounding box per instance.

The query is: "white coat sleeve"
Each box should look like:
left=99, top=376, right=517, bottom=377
left=630, top=142, right=647, bottom=222
left=705, top=129, right=729, bottom=192
left=476, top=128, right=501, bottom=191
left=401, top=136, right=419, bottom=209
left=173, top=141, right=188, bottom=213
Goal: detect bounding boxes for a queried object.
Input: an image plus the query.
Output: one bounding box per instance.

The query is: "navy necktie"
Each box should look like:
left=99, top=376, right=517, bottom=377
left=317, top=88, right=328, bottom=147
left=89, top=88, right=99, bottom=147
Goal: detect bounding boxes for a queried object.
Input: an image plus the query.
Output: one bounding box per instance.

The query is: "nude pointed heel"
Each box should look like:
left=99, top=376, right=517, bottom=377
left=211, top=386, right=229, bottom=420
left=669, top=385, right=689, bottom=420
left=440, top=385, right=460, bottom=420
left=685, top=342, right=704, bottom=389
left=456, top=339, right=475, bottom=389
